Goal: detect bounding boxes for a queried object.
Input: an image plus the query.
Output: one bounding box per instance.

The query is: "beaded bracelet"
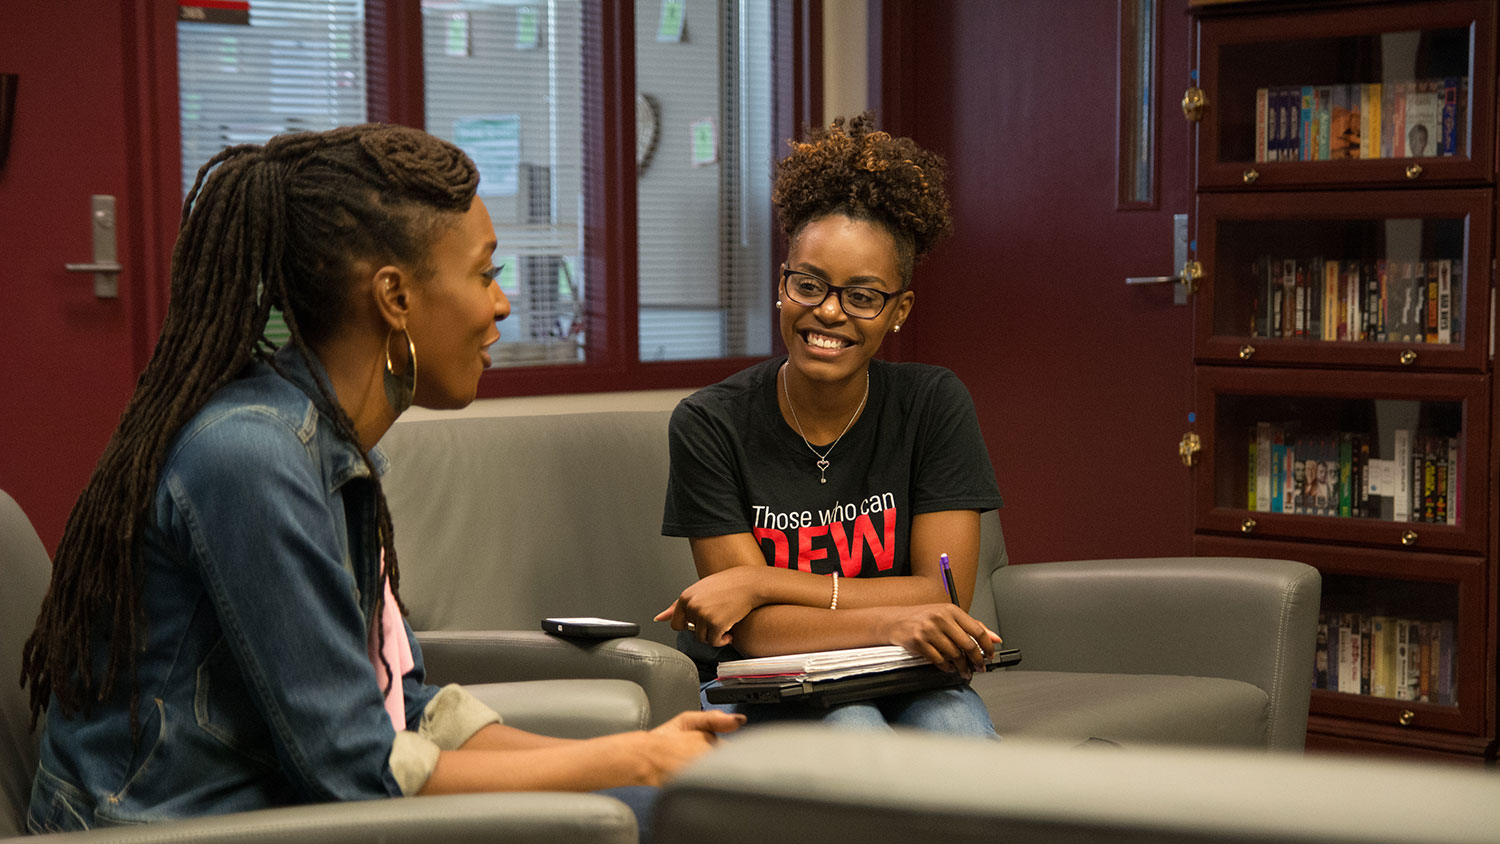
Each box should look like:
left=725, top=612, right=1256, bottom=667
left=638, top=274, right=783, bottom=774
left=829, top=571, right=840, bottom=610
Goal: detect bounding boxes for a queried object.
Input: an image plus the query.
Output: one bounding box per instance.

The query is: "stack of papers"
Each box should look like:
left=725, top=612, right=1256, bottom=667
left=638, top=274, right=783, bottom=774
left=716, top=645, right=927, bottom=683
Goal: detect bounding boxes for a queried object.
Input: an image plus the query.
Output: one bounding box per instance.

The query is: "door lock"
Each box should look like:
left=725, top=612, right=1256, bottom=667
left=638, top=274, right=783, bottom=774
left=63, top=195, right=121, bottom=299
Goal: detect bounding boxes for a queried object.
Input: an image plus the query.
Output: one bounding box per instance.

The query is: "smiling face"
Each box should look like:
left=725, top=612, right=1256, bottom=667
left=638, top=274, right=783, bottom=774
left=780, top=214, right=913, bottom=387
left=405, top=197, right=510, bottom=409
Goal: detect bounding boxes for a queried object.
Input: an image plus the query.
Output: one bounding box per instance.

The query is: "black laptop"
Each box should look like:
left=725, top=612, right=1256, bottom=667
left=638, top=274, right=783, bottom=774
left=705, top=648, right=1022, bottom=708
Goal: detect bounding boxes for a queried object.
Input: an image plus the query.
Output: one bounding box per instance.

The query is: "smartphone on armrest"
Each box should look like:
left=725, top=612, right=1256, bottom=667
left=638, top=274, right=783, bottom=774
left=541, top=617, right=641, bottom=639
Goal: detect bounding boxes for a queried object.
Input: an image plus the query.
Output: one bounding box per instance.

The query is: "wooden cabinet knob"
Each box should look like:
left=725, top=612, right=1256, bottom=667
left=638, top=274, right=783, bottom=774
left=1405, top=164, right=1423, bottom=180
left=1399, top=709, right=1416, bottom=726
left=1400, top=349, right=1417, bottom=365
left=1239, top=344, right=1255, bottom=360
left=1242, top=168, right=1259, bottom=184
left=1401, top=530, right=1418, bottom=546
left=1241, top=518, right=1256, bottom=533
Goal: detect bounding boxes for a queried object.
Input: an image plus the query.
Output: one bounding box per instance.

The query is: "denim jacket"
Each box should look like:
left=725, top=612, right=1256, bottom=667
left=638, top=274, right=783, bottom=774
left=27, top=348, right=497, bottom=834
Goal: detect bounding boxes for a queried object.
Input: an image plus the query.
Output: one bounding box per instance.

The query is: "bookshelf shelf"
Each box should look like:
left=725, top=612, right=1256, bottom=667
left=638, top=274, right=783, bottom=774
left=1191, top=0, right=1497, bottom=763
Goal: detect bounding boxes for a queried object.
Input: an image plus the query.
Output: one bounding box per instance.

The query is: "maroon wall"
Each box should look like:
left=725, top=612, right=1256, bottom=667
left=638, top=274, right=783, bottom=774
left=876, top=0, right=1197, bottom=564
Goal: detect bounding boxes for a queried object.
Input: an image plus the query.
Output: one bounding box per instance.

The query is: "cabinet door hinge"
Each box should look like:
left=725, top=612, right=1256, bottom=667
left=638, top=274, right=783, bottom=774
left=1179, top=432, right=1201, bottom=467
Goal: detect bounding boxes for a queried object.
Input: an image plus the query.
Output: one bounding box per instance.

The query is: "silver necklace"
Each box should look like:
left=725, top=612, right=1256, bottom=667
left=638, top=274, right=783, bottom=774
left=780, top=362, right=869, bottom=484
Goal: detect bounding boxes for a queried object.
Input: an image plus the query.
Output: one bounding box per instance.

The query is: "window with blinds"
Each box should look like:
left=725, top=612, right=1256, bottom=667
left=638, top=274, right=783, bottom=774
left=177, top=0, right=367, bottom=347
left=635, top=0, right=772, bottom=362
left=421, top=0, right=587, bottom=367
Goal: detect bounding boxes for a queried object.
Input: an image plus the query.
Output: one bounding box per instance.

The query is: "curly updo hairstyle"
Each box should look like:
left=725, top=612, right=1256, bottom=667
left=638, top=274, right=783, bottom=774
left=22, top=124, right=478, bottom=728
left=772, top=112, right=952, bottom=286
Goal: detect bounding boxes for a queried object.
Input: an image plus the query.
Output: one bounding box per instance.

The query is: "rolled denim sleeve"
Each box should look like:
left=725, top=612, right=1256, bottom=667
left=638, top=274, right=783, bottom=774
left=385, top=683, right=501, bottom=796
left=163, top=407, right=417, bottom=802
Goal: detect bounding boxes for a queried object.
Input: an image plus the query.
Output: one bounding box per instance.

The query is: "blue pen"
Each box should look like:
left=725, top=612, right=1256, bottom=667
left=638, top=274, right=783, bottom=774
left=939, top=553, right=959, bottom=606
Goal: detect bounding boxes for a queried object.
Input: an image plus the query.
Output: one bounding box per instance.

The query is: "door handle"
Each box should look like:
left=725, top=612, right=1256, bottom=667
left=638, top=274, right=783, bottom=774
left=1124, top=213, right=1191, bottom=305
left=62, top=195, right=119, bottom=299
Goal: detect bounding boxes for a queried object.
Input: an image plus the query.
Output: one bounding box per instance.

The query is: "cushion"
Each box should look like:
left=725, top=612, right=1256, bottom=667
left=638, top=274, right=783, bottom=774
left=972, top=670, right=1269, bottom=748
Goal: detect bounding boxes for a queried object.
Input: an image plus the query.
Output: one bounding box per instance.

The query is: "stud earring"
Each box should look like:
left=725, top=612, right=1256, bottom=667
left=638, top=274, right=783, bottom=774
left=892, top=323, right=902, bottom=333
left=775, top=300, right=782, bottom=310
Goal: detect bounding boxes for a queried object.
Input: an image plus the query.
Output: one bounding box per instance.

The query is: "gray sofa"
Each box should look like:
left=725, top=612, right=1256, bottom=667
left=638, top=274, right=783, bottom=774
left=656, top=725, right=1500, bottom=844
left=0, top=489, right=647, bottom=842
left=380, top=407, right=1321, bottom=751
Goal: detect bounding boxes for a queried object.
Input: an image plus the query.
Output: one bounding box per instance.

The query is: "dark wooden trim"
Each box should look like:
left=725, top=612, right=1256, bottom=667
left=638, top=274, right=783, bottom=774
left=122, top=0, right=180, bottom=368
left=1117, top=0, right=1163, bottom=210
left=367, top=0, right=425, bottom=127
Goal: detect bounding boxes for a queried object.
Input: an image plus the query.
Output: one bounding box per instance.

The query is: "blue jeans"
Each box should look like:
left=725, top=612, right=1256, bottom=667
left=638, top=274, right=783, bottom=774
left=598, top=786, right=658, bottom=843
left=701, top=682, right=999, bottom=739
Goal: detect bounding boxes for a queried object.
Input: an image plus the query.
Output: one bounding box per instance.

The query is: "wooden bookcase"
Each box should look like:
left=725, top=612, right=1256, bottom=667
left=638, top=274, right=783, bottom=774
left=1188, top=0, right=1498, bottom=763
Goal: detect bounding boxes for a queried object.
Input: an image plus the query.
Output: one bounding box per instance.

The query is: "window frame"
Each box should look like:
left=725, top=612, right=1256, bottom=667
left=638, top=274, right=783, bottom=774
left=149, top=0, right=821, bottom=398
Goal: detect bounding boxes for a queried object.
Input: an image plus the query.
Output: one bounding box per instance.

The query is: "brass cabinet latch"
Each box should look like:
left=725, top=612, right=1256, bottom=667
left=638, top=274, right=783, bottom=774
left=1179, top=432, right=1201, bottom=467
left=1182, top=86, right=1207, bottom=122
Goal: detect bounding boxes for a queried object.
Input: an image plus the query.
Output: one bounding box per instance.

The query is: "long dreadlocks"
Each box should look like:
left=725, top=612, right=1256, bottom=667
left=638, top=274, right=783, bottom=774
left=20, top=124, right=479, bottom=727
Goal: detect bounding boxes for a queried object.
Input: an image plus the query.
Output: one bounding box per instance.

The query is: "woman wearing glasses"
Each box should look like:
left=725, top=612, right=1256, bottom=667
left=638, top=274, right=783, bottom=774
left=657, top=114, right=1004, bottom=735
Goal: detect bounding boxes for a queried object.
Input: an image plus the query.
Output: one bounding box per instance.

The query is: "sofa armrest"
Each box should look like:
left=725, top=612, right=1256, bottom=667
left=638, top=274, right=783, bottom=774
left=464, top=680, right=649, bottom=737
left=8, top=792, right=636, bottom=844
left=990, top=556, right=1320, bottom=750
left=417, top=630, right=700, bottom=728
left=656, top=726, right=1500, bottom=844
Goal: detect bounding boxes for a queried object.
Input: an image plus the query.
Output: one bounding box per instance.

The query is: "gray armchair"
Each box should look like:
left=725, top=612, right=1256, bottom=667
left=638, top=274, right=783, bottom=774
left=380, top=411, right=705, bottom=727
left=0, top=489, right=639, bottom=842
left=655, top=725, right=1500, bottom=844
left=967, top=511, right=1321, bottom=750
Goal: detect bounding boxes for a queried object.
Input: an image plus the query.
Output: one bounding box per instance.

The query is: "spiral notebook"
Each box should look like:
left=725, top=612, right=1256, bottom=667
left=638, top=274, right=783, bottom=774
left=705, top=645, right=1021, bottom=708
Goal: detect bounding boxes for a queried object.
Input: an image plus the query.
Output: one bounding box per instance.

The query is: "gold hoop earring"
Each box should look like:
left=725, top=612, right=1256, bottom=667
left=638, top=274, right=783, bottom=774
left=384, top=329, right=417, bottom=414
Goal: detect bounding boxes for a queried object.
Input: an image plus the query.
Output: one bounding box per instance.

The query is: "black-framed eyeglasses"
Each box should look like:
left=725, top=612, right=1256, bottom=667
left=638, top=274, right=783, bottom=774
left=780, top=267, right=902, bottom=319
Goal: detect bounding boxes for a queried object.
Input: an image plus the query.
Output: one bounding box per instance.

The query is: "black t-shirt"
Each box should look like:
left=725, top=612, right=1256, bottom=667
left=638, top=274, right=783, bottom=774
left=662, top=357, right=1003, bottom=675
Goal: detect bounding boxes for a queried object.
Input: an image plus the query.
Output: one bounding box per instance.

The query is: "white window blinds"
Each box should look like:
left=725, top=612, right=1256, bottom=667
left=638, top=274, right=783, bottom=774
left=178, top=0, right=367, bottom=348
left=178, top=0, right=367, bottom=195
left=422, top=0, right=588, bottom=367
left=635, top=0, right=772, bottom=361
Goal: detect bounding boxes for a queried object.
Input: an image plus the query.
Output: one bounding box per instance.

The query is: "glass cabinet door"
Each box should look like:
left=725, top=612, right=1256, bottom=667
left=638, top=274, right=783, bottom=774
left=1194, top=367, right=1488, bottom=553
left=1195, top=190, right=1491, bottom=369
left=1195, top=0, right=1494, bottom=188
left=1195, top=535, right=1487, bottom=740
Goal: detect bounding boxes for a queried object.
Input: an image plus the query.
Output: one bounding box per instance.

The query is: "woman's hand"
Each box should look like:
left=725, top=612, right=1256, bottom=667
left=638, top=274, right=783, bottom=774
left=654, top=566, right=767, bottom=646
left=606, top=710, right=746, bottom=786
left=879, top=603, right=1001, bottom=677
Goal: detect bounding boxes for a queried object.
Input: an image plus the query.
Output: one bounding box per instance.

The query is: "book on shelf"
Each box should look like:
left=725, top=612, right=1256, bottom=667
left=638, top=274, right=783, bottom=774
left=1246, top=424, right=1458, bottom=524
left=1394, top=617, right=1412, bottom=701
left=1439, top=76, right=1459, bottom=155
left=1359, top=614, right=1373, bottom=695
left=1436, top=259, right=1453, bottom=344
left=1370, top=616, right=1395, bottom=698
left=1389, top=81, right=1408, bottom=157
left=1255, top=87, right=1269, bottom=162
left=1424, top=261, right=1440, bottom=343
left=1446, top=437, right=1459, bottom=525
left=1270, top=427, right=1286, bottom=514
left=1313, top=615, right=1329, bottom=689
left=1315, top=610, right=1458, bottom=705
left=1337, top=612, right=1359, bottom=694
left=1314, top=85, right=1333, bottom=161
left=1329, top=84, right=1355, bottom=159
left=1392, top=429, right=1411, bottom=523
left=1404, top=80, right=1441, bottom=159
left=1261, top=77, right=1466, bottom=163
left=1403, top=619, right=1424, bottom=702
left=1255, top=422, right=1272, bottom=512
left=1362, top=82, right=1382, bottom=159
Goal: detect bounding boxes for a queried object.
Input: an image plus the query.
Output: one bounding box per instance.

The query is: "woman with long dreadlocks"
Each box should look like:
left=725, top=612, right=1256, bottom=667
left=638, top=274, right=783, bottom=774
left=20, top=124, right=740, bottom=836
